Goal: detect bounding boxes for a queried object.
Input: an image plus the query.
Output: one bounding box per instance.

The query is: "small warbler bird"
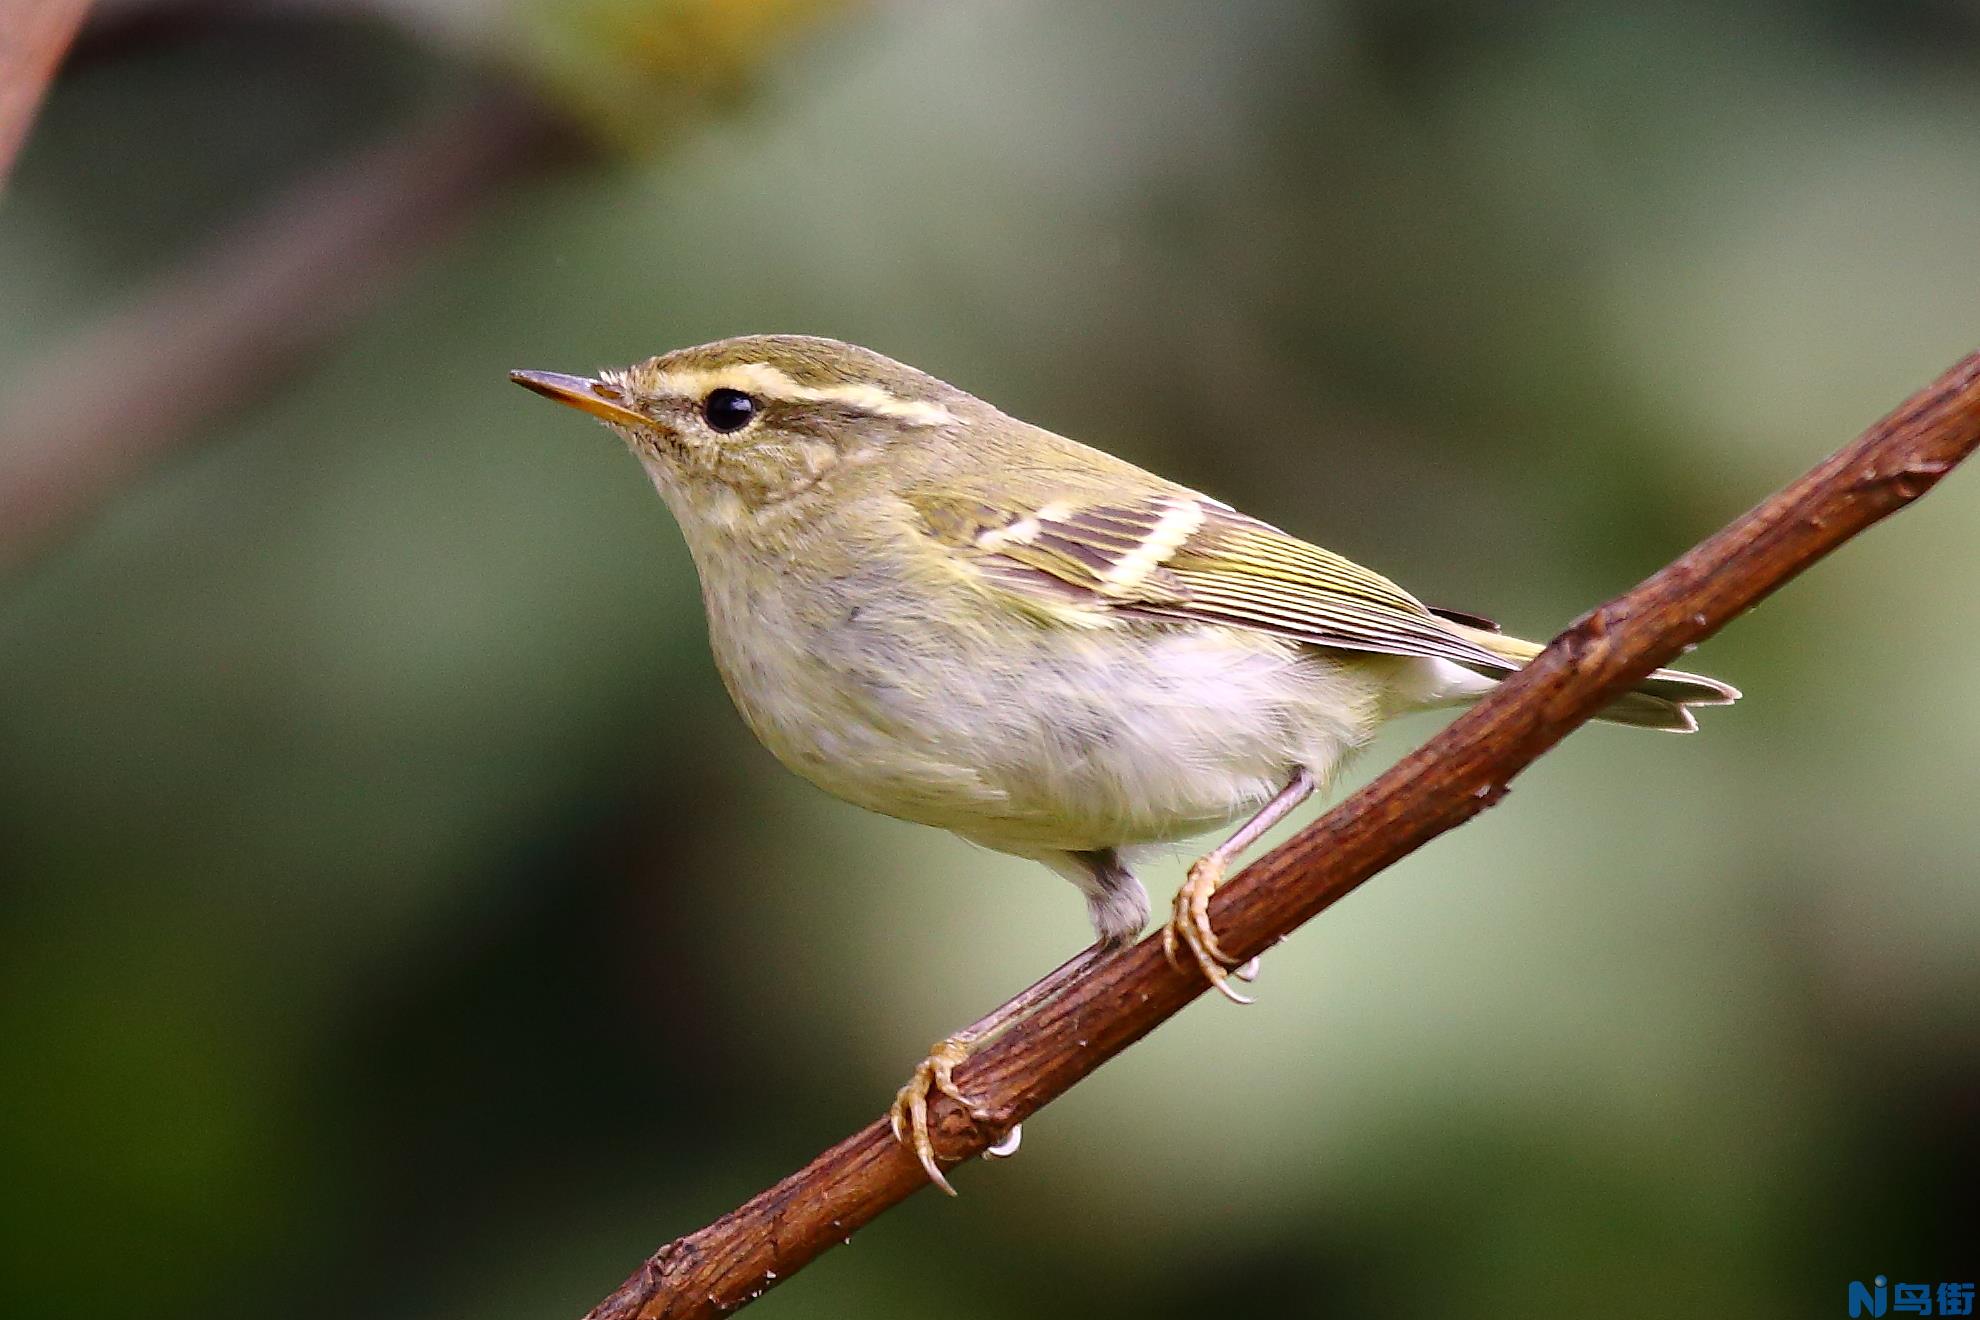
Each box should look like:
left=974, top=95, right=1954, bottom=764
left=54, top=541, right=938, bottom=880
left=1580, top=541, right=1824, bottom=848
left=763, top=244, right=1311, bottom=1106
left=513, top=334, right=1737, bottom=1191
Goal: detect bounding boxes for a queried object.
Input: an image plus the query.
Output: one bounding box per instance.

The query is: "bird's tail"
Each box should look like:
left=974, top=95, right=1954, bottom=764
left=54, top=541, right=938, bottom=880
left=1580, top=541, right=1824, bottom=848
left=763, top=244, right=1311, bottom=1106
left=1439, top=621, right=1741, bottom=734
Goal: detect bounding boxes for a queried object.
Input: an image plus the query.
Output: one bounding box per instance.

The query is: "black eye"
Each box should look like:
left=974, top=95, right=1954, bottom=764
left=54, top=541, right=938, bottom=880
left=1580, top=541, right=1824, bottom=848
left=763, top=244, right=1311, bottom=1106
left=702, top=388, right=757, bottom=432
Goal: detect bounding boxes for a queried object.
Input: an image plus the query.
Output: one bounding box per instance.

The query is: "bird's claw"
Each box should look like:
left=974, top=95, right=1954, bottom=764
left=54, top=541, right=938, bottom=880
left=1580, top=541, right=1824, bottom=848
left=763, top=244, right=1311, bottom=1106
left=984, top=1122, right=1023, bottom=1159
left=889, top=1036, right=996, bottom=1195
left=1162, top=854, right=1255, bottom=1005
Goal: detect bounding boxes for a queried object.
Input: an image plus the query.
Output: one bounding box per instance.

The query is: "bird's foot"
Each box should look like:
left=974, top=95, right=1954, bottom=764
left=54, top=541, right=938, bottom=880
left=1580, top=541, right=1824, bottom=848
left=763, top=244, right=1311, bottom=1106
left=985, top=1122, right=1023, bottom=1159
left=889, top=1035, right=1000, bottom=1195
left=1162, top=853, right=1255, bottom=1004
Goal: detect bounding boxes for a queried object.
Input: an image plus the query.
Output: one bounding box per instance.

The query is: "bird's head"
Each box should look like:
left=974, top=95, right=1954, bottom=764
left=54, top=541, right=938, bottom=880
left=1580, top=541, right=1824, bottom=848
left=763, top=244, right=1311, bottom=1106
left=512, top=335, right=969, bottom=528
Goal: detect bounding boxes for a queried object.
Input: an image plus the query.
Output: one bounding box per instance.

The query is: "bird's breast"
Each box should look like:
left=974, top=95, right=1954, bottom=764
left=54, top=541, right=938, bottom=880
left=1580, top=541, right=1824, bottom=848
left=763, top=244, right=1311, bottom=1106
left=692, top=556, right=1393, bottom=853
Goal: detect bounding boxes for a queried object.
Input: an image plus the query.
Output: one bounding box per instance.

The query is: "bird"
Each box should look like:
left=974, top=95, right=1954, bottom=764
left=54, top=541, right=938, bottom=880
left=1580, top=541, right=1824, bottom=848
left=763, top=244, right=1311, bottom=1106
left=511, top=334, right=1738, bottom=1191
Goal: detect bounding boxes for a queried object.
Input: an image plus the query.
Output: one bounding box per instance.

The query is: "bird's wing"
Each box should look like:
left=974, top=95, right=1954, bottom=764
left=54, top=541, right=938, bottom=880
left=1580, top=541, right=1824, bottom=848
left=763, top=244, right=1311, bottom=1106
left=909, top=488, right=1518, bottom=671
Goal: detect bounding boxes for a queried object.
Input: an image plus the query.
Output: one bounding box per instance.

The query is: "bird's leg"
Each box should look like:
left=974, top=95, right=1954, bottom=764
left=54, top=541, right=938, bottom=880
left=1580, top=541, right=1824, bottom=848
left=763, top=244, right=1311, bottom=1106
left=1163, top=766, right=1316, bottom=1004
left=890, top=848, right=1142, bottom=1194
left=890, top=942, right=1104, bottom=1194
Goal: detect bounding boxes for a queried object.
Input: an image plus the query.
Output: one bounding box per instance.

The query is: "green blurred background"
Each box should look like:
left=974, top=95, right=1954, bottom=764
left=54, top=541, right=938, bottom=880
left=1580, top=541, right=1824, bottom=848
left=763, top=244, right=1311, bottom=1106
left=3, top=2, right=1977, bottom=1317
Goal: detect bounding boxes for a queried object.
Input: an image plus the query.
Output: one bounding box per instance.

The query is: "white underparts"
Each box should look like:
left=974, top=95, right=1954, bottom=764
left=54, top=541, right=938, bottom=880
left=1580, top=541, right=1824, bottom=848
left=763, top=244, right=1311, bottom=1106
left=1392, top=657, right=1500, bottom=711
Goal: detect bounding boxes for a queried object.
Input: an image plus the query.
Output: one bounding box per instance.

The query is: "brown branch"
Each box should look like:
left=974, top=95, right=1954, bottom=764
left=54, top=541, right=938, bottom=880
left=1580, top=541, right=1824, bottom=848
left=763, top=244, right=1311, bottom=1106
left=0, top=0, right=91, bottom=189
left=581, top=350, right=1980, bottom=1320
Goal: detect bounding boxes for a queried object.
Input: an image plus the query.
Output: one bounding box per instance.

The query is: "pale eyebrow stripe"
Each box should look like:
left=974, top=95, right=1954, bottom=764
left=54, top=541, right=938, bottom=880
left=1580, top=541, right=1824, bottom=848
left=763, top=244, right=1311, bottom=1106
left=654, top=364, right=956, bottom=427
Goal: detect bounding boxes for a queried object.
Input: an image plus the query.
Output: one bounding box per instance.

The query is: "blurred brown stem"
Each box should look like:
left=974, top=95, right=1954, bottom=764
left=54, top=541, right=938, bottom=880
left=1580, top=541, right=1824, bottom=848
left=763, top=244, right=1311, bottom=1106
left=577, top=348, right=1980, bottom=1320
left=0, top=86, right=574, bottom=575
left=0, top=0, right=89, bottom=188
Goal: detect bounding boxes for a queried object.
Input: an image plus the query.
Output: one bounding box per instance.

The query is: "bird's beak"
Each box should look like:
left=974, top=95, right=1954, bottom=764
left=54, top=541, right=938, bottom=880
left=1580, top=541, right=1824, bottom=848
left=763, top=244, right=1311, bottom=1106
left=510, top=369, right=648, bottom=427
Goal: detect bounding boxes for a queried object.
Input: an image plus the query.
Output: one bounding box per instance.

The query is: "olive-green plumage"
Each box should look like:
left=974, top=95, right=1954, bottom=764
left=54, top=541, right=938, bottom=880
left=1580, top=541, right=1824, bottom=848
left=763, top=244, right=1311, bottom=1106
left=514, top=334, right=1737, bottom=947
left=512, top=332, right=1740, bottom=1190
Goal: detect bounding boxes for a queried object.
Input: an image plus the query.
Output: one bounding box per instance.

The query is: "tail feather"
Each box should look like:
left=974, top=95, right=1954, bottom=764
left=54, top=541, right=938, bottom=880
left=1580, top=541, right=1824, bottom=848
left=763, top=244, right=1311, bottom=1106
left=1440, top=622, right=1740, bottom=734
